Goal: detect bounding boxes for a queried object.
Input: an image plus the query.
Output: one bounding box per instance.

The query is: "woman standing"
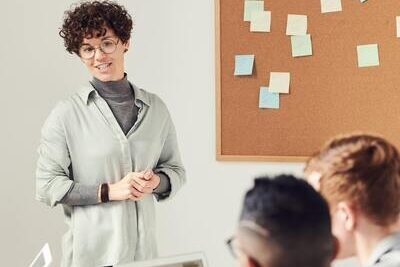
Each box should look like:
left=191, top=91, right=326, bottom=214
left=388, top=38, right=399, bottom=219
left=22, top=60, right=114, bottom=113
left=36, top=1, right=186, bottom=266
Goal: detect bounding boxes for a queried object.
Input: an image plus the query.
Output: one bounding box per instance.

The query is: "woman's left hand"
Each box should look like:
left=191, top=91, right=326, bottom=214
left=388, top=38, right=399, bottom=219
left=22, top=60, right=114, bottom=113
left=130, top=170, right=160, bottom=194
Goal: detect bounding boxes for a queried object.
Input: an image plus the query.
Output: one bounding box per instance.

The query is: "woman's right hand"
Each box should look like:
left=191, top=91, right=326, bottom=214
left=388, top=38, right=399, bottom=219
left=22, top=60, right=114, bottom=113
left=108, top=172, right=146, bottom=201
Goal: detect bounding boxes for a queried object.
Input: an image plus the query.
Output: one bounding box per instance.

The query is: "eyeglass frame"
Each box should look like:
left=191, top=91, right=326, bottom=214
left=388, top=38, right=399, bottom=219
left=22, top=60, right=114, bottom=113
left=226, top=221, right=270, bottom=262
left=78, top=37, right=120, bottom=59
left=226, top=236, right=237, bottom=258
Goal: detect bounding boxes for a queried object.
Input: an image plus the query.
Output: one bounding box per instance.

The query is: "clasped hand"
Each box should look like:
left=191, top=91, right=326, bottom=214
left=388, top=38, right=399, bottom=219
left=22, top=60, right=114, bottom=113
left=108, top=170, right=160, bottom=201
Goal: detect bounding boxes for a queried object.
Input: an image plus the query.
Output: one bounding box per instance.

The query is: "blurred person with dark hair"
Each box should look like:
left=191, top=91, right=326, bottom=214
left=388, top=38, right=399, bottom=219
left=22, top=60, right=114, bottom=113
left=35, top=1, right=185, bottom=266
left=305, top=133, right=400, bottom=267
left=227, top=175, right=337, bottom=267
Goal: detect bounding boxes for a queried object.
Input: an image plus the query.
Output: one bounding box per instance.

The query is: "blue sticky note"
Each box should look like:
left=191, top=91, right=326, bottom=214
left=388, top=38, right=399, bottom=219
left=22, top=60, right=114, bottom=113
left=259, top=87, right=279, bottom=109
left=357, top=44, right=379, bottom=67
left=291, top=34, right=313, bottom=57
left=234, top=55, right=255, bottom=76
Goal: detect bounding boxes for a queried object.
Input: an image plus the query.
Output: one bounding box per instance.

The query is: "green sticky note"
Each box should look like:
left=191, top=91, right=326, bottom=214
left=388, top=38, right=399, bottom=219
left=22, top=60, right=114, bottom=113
left=357, top=44, right=379, bottom=67
left=234, top=55, right=255, bottom=75
left=250, top=10, right=271, bottom=32
left=259, top=87, right=279, bottom=109
left=286, top=14, right=307, bottom=36
left=244, top=1, right=264, bottom=22
left=291, top=34, right=313, bottom=57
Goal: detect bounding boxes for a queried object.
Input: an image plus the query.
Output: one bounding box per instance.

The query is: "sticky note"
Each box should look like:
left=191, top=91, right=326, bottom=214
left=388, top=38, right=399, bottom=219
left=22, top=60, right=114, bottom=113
left=259, top=87, right=279, bottom=109
left=286, top=14, right=307, bottom=36
left=250, top=11, right=271, bottom=32
left=320, top=0, right=342, bottom=13
left=291, top=34, right=313, bottom=57
left=397, top=16, right=400, bottom=38
left=269, top=72, right=290, bottom=94
left=357, top=44, right=379, bottom=67
left=234, top=55, right=255, bottom=75
left=244, top=1, right=264, bottom=22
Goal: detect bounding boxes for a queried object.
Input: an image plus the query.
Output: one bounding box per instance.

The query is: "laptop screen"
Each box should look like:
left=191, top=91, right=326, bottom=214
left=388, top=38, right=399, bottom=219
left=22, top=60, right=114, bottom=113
left=29, top=243, right=52, bottom=267
left=116, top=252, right=208, bottom=267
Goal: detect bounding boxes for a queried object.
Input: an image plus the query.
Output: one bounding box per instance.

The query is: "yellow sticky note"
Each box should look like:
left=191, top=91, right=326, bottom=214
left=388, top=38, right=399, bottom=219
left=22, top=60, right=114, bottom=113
left=320, top=0, right=342, bottom=13
left=269, top=72, right=290, bottom=94
left=397, top=16, right=400, bottom=38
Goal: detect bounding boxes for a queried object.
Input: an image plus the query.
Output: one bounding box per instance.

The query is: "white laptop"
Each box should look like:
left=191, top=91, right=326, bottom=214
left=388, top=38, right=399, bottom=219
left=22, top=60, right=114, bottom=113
left=29, top=243, right=52, bottom=267
left=116, top=252, right=208, bottom=267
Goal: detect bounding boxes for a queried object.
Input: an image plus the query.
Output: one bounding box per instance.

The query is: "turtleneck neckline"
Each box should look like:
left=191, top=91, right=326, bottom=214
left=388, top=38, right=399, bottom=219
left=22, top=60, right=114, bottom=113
left=90, top=73, right=133, bottom=99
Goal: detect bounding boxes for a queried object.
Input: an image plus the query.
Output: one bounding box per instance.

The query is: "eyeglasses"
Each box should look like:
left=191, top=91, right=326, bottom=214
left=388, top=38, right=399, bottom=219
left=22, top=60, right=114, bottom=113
left=226, top=221, right=270, bottom=260
left=79, top=38, right=120, bottom=59
left=226, top=236, right=240, bottom=258
left=226, top=236, right=263, bottom=267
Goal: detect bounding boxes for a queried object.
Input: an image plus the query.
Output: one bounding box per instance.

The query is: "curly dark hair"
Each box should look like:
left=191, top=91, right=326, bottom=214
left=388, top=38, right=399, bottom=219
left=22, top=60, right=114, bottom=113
left=59, top=0, right=133, bottom=55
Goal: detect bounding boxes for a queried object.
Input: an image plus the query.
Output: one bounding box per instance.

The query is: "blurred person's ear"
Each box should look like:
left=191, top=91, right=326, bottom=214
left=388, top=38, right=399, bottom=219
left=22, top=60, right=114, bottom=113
left=123, top=39, right=130, bottom=52
left=331, top=201, right=357, bottom=259
left=307, top=171, right=321, bottom=191
left=337, top=201, right=356, bottom=231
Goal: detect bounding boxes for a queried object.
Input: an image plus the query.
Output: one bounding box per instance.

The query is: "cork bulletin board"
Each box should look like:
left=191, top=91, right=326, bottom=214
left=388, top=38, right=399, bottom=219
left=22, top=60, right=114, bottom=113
left=215, top=0, right=400, bottom=162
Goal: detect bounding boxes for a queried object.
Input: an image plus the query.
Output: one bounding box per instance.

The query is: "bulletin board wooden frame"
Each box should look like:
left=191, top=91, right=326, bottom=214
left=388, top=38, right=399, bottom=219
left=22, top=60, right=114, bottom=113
left=216, top=0, right=400, bottom=162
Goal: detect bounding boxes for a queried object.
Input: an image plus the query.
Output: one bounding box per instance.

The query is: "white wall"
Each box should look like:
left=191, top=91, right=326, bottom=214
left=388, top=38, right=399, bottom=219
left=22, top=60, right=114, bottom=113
left=0, top=1, right=355, bottom=266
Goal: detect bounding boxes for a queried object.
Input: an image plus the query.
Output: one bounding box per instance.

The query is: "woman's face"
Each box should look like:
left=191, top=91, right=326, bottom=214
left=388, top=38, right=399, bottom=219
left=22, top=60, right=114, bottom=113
left=79, top=27, right=129, bottom=82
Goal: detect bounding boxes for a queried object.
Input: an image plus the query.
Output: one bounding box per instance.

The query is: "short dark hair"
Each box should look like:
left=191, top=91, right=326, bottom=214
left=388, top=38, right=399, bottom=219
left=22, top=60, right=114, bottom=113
left=240, top=175, right=334, bottom=267
left=59, top=0, right=133, bottom=55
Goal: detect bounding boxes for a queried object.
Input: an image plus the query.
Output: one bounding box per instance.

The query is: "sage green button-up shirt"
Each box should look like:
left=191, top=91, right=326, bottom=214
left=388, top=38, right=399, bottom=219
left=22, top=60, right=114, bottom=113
left=366, top=232, right=400, bottom=267
left=36, top=82, right=186, bottom=267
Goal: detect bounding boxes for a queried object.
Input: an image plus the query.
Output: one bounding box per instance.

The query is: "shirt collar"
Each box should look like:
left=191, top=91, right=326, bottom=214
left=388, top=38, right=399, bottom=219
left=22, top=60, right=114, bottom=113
left=77, top=80, right=151, bottom=106
left=130, top=82, right=151, bottom=106
left=77, top=84, right=96, bottom=104
left=366, top=231, right=400, bottom=266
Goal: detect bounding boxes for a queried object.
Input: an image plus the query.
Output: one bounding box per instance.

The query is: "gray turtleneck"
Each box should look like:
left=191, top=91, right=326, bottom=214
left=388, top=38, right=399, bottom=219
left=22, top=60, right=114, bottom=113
left=60, top=75, right=171, bottom=206
left=91, top=75, right=138, bottom=135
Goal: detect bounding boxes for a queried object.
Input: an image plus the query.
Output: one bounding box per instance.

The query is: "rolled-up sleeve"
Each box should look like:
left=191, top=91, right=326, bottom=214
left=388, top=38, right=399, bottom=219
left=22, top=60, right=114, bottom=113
left=36, top=104, right=74, bottom=207
left=154, top=118, right=186, bottom=201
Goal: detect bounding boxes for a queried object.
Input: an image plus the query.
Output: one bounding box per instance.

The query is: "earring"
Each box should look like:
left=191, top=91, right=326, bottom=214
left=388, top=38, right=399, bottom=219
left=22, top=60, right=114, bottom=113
left=124, top=48, right=128, bottom=52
